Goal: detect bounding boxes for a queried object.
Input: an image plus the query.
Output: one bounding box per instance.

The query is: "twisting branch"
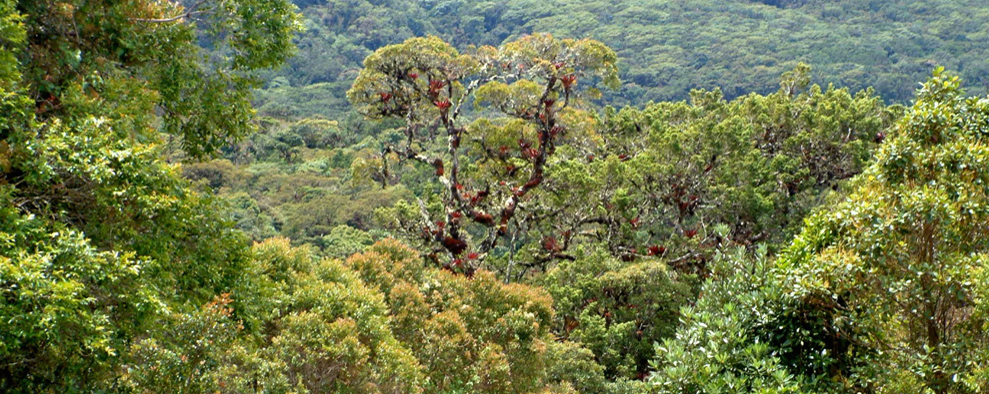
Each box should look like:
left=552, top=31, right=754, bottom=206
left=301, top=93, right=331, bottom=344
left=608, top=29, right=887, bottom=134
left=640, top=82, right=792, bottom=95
left=348, top=35, right=619, bottom=278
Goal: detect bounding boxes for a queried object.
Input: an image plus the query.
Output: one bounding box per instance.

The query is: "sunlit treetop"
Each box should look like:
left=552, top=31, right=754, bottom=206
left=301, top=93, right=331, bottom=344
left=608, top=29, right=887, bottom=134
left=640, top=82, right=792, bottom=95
left=18, top=0, right=302, bottom=158
left=348, top=34, right=619, bottom=274
left=777, top=69, right=989, bottom=392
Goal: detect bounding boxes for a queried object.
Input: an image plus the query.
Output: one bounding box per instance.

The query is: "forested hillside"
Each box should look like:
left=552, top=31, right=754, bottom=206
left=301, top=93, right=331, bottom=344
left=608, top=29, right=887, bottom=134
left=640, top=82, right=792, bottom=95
left=255, top=0, right=989, bottom=119
left=4, top=0, right=989, bottom=393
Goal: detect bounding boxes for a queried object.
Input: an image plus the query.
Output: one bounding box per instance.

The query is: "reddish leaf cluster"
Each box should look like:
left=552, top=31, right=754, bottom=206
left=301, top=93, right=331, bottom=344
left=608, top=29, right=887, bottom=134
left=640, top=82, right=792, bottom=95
left=434, top=100, right=452, bottom=113
left=442, top=236, right=468, bottom=255
left=542, top=236, right=560, bottom=252
left=472, top=212, right=494, bottom=225
left=468, top=190, right=489, bottom=206
left=560, top=74, right=577, bottom=89
left=428, top=79, right=446, bottom=96
left=521, top=148, right=540, bottom=160
left=647, top=245, right=666, bottom=256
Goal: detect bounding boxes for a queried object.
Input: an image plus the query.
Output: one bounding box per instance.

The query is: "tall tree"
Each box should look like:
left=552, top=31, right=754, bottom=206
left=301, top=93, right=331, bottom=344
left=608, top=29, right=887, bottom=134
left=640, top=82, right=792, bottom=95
left=778, top=69, right=989, bottom=392
left=0, top=0, right=299, bottom=391
left=651, top=70, right=989, bottom=394
left=348, top=34, right=619, bottom=273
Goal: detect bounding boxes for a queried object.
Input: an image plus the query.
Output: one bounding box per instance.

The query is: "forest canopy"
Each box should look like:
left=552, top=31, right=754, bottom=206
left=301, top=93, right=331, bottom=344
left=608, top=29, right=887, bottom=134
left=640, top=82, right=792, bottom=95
left=3, top=1, right=989, bottom=393
left=256, top=0, right=989, bottom=120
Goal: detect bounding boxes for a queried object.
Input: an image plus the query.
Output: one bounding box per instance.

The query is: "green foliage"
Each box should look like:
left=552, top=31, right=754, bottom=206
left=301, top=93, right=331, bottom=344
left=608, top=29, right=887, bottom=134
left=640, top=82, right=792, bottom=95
left=319, top=224, right=380, bottom=258
left=19, top=0, right=301, bottom=158
left=587, top=71, right=899, bottom=270
left=648, top=248, right=804, bottom=393
left=0, top=202, right=161, bottom=391
left=0, top=0, right=299, bottom=391
left=122, top=239, right=425, bottom=393
left=257, top=0, right=989, bottom=121
left=541, top=248, right=692, bottom=379
left=121, top=294, right=263, bottom=394
left=10, top=0, right=989, bottom=391
left=125, top=237, right=594, bottom=393
left=775, top=70, right=989, bottom=392
left=184, top=116, right=415, bottom=252
left=651, top=70, right=989, bottom=394
left=268, top=242, right=425, bottom=393
left=348, top=240, right=558, bottom=393
left=357, top=61, right=895, bottom=279
left=347, top=34, right=620, bottom=274
left=544, top=341, right=609, bottom=393
left=0, top=0, right=28, bottom=135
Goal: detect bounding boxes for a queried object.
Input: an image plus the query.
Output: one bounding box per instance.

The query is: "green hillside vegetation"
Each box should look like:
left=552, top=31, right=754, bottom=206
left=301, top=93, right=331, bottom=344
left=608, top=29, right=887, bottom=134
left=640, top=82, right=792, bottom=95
left=256, top=0, right=989, bottom=120
left=4, top=0, right=989, bottom=393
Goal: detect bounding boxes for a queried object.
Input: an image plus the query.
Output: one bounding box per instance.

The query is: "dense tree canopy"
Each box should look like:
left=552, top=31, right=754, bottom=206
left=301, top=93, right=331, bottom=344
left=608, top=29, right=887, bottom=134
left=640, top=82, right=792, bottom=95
left=256, top=0, right=989, bottom=120
left=360, top=52, right=897, bottom=280
left=0, top=0, right=298, bottom=390
left=649, top=70, right=989, bottom=394
left=5, top=1, right=989, bottom=393
left=776, top=69, right=989, bottom=393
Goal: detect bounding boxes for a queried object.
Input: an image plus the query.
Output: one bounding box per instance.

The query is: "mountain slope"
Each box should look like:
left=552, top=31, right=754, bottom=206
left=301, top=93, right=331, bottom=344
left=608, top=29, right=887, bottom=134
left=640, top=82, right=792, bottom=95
left=256, top=0, right=989, bottom=119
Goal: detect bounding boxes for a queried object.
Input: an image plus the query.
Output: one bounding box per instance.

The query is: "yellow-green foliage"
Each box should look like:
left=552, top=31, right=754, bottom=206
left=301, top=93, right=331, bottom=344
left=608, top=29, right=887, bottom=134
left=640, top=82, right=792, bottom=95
left=348, top=36, right=478, bottom=120
left=346, top=33, right=621, bottom=272
left=776, top=69, right=989, bottom=393
left=123, top=238, right=598, bottom=393
left=348, top=240, right=558, bottom=393
left=0, top=0, right=296, bottom=390
left=125, top=238, right=426, bottom=394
